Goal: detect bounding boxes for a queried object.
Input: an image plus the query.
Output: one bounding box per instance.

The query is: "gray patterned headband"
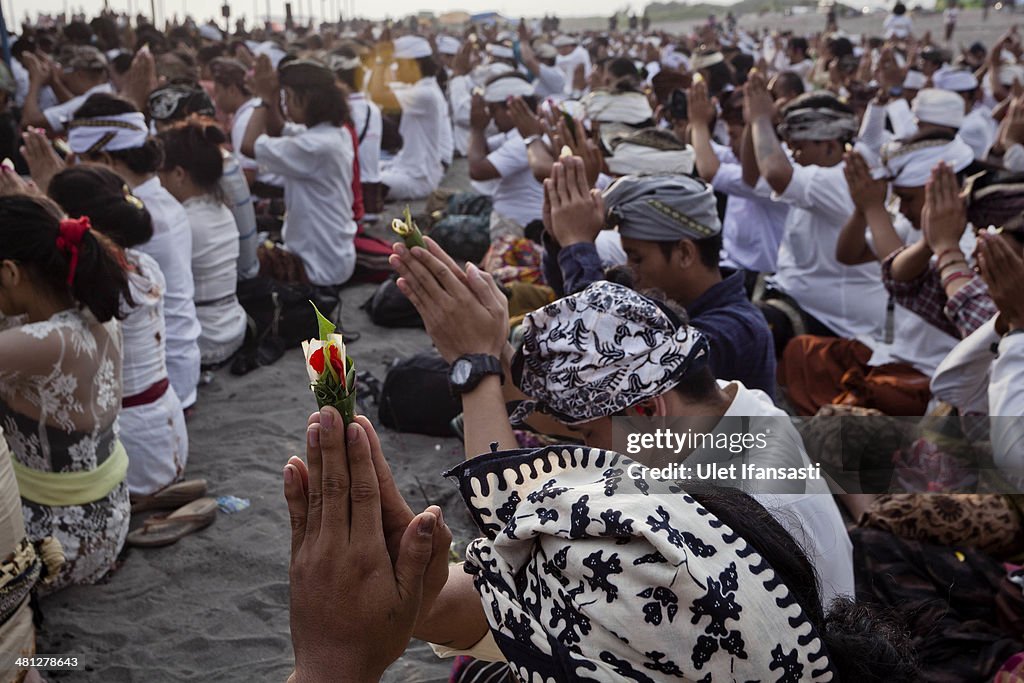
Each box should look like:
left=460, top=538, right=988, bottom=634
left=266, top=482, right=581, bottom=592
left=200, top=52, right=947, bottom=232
left=777, top=107, right=858, bottom=142
left=602, top=173, right=722, bottom=242
left=511, top=281, right=709, bottom=426
left=444, top=446, right=837, bottom=682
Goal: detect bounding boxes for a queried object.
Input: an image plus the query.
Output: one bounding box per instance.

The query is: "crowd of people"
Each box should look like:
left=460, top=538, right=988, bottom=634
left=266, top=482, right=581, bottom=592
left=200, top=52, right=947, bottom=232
left=0, top=3, right=1022, bottom=682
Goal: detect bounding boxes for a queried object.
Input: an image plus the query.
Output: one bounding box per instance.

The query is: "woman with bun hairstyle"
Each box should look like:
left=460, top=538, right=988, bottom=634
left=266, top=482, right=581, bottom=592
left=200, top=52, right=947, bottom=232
left=68, top=93, right=202, bottom=410
left=48, top=166, right=192, bottom=502
left=0, top=193, right=131, bottom=592
left=158, top=118, right=248, bottom=366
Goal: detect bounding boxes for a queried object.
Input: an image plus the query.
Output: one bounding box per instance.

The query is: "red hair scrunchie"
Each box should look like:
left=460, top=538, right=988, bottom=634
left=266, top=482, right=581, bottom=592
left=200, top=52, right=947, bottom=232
left=55, top=216, right=92, bottom=286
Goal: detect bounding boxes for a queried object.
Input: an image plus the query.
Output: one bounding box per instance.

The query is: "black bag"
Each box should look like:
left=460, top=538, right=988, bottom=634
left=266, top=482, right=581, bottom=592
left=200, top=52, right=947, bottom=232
left=428, top=214, right=491, bottom=265
left=378, top=352, right=460, bottom=437
left=361, top=276, right=423, bottom=328
left=231, top=277, right=338, bottom=375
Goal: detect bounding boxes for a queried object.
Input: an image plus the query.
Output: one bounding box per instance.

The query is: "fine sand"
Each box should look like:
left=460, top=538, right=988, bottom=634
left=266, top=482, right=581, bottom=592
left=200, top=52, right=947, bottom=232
left=34, top=11, right=1015, bottom=678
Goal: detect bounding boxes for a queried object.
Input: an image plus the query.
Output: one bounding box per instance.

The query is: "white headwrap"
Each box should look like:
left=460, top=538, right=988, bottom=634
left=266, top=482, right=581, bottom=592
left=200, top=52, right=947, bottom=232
left=582, top=90, right=654, bottom=125
left=606, top=144, right=696, bottom=175
left=933, top=68, right=978, bottom=92
left=67, top=112, right=149, bottom=154
left=487, top=43, right=515, bottom=60
left=902, top=70, right=927, bottom=90
left=483, top=75, right=535, bottom=103
left=393, top=35, right=432, bottom=60
left=552, top=35, right=578, bottom=47
left=328, top=54, right=362, bottom=72
left=253, top=41, right=287, bottom=69
left=1000, top=64, right=1024, bottom=87
left=437, top=36, right=461, bottom=55
left=879, top=136, right=975, bottom=187
left=912, top=88, right=965, bottom=129
left=198, top=24, right=223, bottom=42
left=471, top=62, right=514, bottom=87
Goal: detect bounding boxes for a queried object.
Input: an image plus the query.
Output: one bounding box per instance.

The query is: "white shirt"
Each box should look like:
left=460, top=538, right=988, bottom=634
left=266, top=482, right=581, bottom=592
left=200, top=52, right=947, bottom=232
left=121, top=249, right=169, bottom=395
left=717, top=380, right=855, bottom=605
left=990, top=331, right=1024, bottom=485
left=534, top=63, right=567, bottom=100
left=931, top=316, right=999, bottom=415
left=710, top=144, right=789, bottom=273
left=555, top=46, right=591, bottom=94
left=771, top=162, right=888, bottom=339
left=486, top=129, right=544, bottom=228
left=883, top=14, right=913, bottom=39
left=348, top=93, right=382, bottom=184
left=43, top=82, right=114, bottom=132
left=959, top=105, right=998, bottom=160
left=390, top=77, right=451, bottom=177
left=182, top=195, right=248, bottom=365
left=255, top=123, right=357, bottom=286
left=231, top=97, right=283, bottom=187
left=220, top=150, right=259, bottom=280
left=448, top=74, right=474, bottom=157
left=132, top=176, right=201, bottom=407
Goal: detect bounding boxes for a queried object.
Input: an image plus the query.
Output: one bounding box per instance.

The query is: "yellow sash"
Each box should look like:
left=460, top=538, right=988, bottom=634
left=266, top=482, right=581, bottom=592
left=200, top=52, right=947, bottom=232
left=12, top=440, right=128, bottom=507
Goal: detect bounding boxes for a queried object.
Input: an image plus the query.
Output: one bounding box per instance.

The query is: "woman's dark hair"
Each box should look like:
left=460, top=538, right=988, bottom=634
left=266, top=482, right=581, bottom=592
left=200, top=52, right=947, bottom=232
left=415, top=54, right=439, bottom=78
left=702, top=59, right=735, bottom=97
left=73, top=94, right=165, bottom=174
left=687, top=484, right=918, bottom=682
left=893, top=2, right=907, bottom=14
left=782, top=91, right=854, bottom=117
left=279, top=61, right=350, bottom=128
left=789, top=36, right=809, bottom=56
left=0, top=195, right=131, bottom=322
left=730, top=52, right=755, bottom=85
left=48, top=166, right=154, bottom=249
left=158, top=117, right=227, bottom=193
left=608, top=57, right=641, bottom=91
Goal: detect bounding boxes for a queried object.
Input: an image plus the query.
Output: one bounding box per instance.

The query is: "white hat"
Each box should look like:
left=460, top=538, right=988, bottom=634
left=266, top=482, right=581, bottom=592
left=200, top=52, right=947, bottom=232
left=199, top=24, right=223, bottom=42
left=534, top=43, right=557, bottom=60
left=393, top=35, right=433, bottom=60
left=903, top=69, right=927, bottom=90
left=487, top=43, right=515, bottom=60
left=471, top=61, right=514, bottom=87
left=483, top=74, right=535, bottom=103
left=552, top=35, right=578, bottom=47
left=253, top=41, right=287, bottom=69
left=437, top=36, right=461, bottom=56
left=933, top=68, right=978, bottom=92
left=912, top=88, right=965, bottom=129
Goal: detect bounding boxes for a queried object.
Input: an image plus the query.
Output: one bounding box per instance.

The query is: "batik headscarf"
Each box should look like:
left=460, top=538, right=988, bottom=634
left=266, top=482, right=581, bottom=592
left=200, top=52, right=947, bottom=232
left=603, top=173, right=721, bottom=241
left=511, top=282, right=709, bottom=426
left=444, top=445, right=837, bottom=682
left=777, top=106, right=858, bottom=143
left=966, top=171, right=1024, bottom=232
left=879, top=135, right=974, bottom=187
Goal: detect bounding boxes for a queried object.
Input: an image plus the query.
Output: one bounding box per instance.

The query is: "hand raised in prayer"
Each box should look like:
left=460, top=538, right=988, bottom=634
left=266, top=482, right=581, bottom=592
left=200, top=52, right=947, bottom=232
left=123, top=47, right=158, bottom=113
left=284, top=409, right=447, bottom=682
left=251, top=54, right=280, bottom=104
left=921, top=162, right=968, bottom=254
left=978, top=231, right=1024, bottom=332
left=453, top=41, right=474, bottom=77
left=743, top=70, right=775, bottom=123
left=469, top=93, right=490, bottom=131
left=997, top=96, right=1024, bottom=151
left=843, top=151, right=887, bottom=213
left=545, top=156, right=605, bottom=248
left=0, top=163, right=37, bottom=197
left=389, top=237, right=510, bottom=364
left=20, top=52, right=50, bottom=86
left=875, top=47, right=904, bottom=91
left=508, top=96, right=543, bottom=138
left=687, top=78, right=716, bottom=130
left=555, top=116, right=602, bottom=187
left=20, top=128, right=65, bottom=195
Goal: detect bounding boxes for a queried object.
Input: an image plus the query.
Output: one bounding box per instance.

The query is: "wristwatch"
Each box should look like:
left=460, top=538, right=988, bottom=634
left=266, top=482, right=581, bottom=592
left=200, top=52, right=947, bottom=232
left=449, top=354, right=504, bottom=395
left=523, top=133, right=543, bottom=146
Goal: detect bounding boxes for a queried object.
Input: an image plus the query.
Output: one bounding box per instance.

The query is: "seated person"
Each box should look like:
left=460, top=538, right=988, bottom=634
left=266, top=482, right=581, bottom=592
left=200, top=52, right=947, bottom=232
left=158, top=119, right=248, bottom=367
left=379, top=36, right=452, bottom=201
left=241, top=57, right=357, bottom=288
left=542, top=160, right=777, bottom=397
left=743, top=74, right=888, bottom=354
left=331, top=47, right=384, bottom=217
left=391, top=243, right=853, bottom=605
left=467, top=73, right=545, bottom=240
left=20, top=46, right=113, bottom=134
left=0, top=195, right=130, bottom=592
left=283, top=409, right=914, bottom=682
left=46, top=166, right=189, bottom=498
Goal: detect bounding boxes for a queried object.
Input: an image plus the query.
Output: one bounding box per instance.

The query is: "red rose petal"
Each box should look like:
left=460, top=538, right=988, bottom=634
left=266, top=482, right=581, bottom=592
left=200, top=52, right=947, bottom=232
left=309, top=347, right=325, bottom=374
left=329, top=345, right=345, bottom=388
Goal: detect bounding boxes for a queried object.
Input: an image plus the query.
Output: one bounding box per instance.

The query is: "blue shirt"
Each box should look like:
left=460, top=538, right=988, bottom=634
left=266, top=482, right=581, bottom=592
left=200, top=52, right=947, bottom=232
left=544, top=241, right=777, bottom=397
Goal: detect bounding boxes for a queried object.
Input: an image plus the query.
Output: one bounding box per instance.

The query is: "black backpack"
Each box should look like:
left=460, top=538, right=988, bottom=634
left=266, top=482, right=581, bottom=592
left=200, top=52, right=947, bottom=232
left=378, top=352, right=460, bottom=437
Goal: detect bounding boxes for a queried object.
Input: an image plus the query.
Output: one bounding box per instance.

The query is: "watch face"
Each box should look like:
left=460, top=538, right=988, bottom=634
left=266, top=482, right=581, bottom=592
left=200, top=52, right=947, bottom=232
left=451, top=358, right=473, bottom=385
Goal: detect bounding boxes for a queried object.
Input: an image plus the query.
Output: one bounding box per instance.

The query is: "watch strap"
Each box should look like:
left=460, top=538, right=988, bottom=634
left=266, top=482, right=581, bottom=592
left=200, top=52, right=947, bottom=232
left=449, top=354, right=504, bottom=395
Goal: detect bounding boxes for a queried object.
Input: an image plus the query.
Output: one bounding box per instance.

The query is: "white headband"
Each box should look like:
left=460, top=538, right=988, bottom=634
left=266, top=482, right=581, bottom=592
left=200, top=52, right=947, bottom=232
left=437, top=36, right=461, bottom=55
left=605, top=143, right=696, bottom=176
left=393, top=36, right=432, bottom=60
left=67, top=112, right=149, bottom=154
left=879, top=136, right=974, bottom=187
left=483, top=76, right=535, bottom=103
left=487, top=44, right=515, bottom=60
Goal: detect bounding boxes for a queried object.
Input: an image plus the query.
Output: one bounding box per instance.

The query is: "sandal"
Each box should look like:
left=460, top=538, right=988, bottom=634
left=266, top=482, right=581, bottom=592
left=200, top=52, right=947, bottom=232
left=130, top=479, right=208, bottom=514
left=126, top=497, right=218, bottom=548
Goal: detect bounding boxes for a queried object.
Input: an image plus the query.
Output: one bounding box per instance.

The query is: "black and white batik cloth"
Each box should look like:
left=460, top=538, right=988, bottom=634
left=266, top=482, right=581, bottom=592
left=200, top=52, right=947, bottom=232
left=511, top=281, right=709, bottom=426
left=445, top=445, right=836, bottom=683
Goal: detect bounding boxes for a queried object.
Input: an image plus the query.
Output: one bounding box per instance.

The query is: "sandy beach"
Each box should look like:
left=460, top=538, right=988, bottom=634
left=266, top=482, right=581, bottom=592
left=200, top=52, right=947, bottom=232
left=32, top=10, right=1015, bottom=679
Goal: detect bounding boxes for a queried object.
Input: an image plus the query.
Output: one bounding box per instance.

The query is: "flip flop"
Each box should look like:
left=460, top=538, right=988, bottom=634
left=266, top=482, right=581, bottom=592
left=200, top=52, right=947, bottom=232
left=126, top=497, right=218, bottom=548
left=130, top=479, right=208, bottom=514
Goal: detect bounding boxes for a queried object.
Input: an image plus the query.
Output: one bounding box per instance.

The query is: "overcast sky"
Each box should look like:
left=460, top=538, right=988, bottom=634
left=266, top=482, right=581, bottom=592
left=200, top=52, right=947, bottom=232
left=5, top=0, right=704, bottom=26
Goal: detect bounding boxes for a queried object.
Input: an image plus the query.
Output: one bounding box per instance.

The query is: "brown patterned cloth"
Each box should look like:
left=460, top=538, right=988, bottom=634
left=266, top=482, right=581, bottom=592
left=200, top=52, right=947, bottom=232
left=257, top=243, right=310, bottom=285
left=861, top=494, right=1024, bottom=559
left=853, top=527, right=1024, bottom=683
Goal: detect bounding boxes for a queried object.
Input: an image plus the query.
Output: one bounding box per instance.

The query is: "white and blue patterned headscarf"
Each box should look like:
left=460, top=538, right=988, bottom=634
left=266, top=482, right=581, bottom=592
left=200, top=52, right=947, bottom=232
left=445, top=446, right=837, bottom=682
left=511, top=282, right=709, bottom=426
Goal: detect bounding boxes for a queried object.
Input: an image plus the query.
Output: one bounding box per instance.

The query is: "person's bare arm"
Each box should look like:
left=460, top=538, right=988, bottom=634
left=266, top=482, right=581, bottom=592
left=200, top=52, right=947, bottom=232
left=240, top=55, right=284, bottom=158
left=740, top=123, right=760, bottom=188
left=838, top=151, right=903, bottom=265
left=745, top=71, right=793, bottom=194
left=687, top=79, right=720, bottom=182
left=413, top=564, right=490, bottom=649
left=19, top=54, right=52, bottom=131
left=888, top=238, right=934, bottom=281
left=468, top=94, right=500, bottom=181
left=836, top=210, right=875, bottom=265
